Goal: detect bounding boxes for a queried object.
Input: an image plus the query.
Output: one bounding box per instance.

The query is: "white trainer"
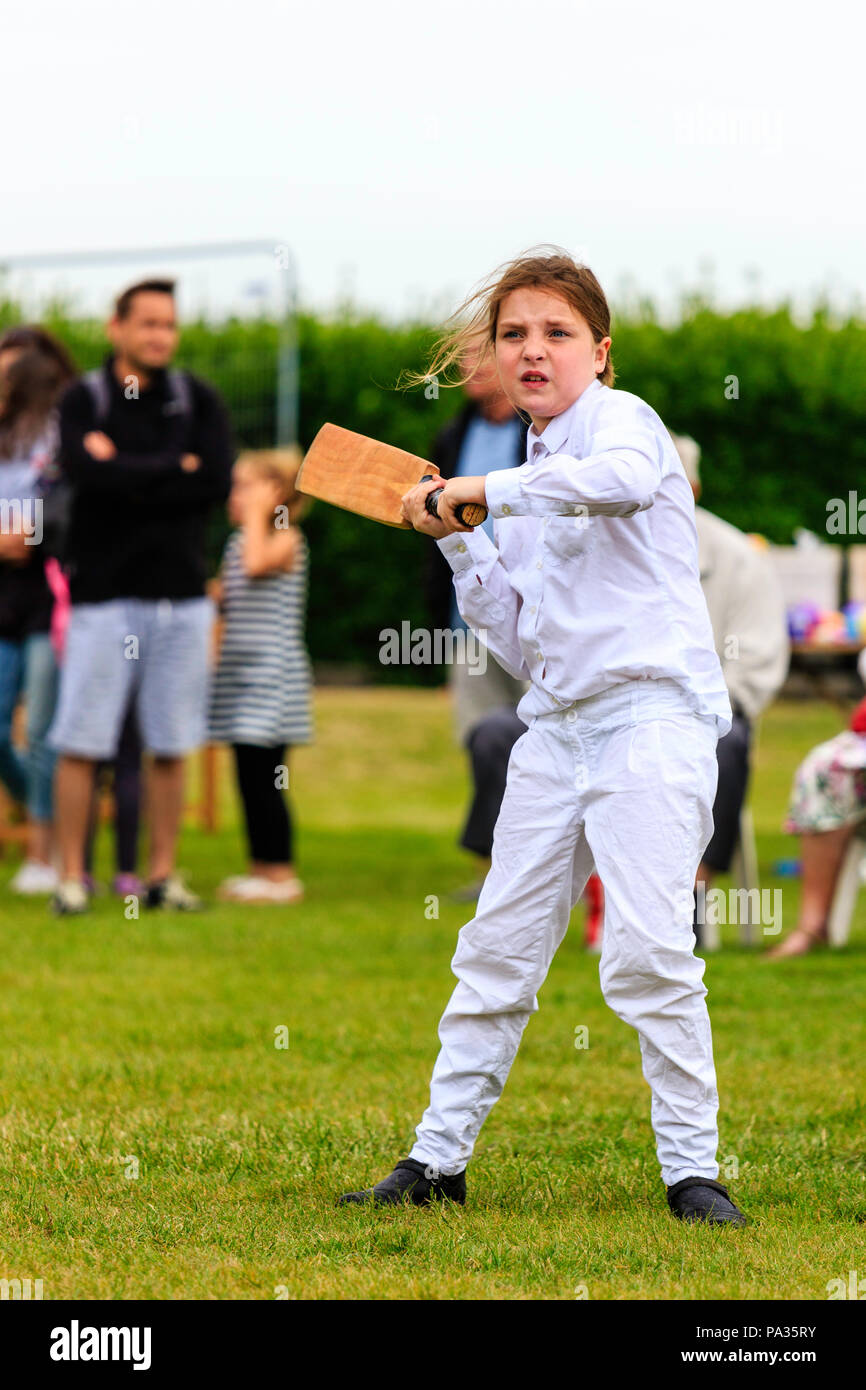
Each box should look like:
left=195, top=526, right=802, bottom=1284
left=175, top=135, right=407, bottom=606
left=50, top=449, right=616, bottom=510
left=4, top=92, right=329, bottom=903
left=51, top=879, right=90, bottom=915
left=145, top=875, right=204, bottom=911
left=256, top=877, right=304, bottom=904
left=10, top=860, right=60, bottom=895
left=220, top=876, right=304, bottom=904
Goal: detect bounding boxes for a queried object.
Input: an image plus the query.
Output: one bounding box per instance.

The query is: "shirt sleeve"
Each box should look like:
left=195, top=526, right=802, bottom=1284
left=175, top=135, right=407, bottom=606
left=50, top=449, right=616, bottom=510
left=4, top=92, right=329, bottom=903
left=484, top=399, right=664, bottom=519
left=437, top=529, right=531, bottom=681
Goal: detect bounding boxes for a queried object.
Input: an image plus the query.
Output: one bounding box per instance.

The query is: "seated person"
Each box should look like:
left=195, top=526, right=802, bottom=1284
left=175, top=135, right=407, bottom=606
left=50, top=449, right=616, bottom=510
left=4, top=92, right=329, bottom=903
left=768, top=650, right=866, bottom=958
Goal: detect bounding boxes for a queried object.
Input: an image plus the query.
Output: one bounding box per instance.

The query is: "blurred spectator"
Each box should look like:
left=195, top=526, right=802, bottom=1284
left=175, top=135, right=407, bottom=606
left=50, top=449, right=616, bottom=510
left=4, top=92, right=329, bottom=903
left=768, top=646, right=866, bottom=958
left=82, top=703, right=144, bottom=900
left=425, top=335, right=529, bottom=900
left=585, top=433, right=790, bottom=950
left=40, top=476, right=144, bottom=901
left=208, top=449, right=312, bottom=903
left=672, top=433, right=789, bottom=944
left=48, top=278, right=233, bottom=914
left=0, top=326, right=76, bottom=892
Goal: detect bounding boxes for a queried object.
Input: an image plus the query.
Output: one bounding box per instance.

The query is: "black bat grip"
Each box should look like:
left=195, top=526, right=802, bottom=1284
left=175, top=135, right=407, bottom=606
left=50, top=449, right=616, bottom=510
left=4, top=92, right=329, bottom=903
left=420, top=475, right=488, bottom=528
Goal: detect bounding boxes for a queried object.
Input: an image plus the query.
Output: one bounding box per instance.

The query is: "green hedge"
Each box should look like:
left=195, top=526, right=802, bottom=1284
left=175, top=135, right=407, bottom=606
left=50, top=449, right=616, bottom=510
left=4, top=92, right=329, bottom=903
left=2, top=292, right=863, bottom=677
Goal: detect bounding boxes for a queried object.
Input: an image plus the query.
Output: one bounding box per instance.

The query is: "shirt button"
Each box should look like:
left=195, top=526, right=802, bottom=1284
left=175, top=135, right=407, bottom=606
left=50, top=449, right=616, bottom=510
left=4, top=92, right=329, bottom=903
left=502, top=504, right=512, bottom=515
left=536, top=560, right=543, bottom=570
left=537, top=652, right=543, bottom=662
left=529, top=605, right=537, bottom=614
left=457, top=542, right=467, bottom=552
left=566, top=710, right=577, bottom=723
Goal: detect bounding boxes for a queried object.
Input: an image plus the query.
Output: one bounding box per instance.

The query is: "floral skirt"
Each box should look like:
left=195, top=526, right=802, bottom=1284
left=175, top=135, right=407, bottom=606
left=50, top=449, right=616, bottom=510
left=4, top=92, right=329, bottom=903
left=784, top=730, right=866, bottom=834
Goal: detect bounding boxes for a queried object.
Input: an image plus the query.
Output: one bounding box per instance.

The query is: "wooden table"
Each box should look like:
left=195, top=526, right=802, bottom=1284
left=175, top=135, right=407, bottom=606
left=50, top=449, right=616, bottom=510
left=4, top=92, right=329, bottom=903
left=788, top=639, right=866, bottom=712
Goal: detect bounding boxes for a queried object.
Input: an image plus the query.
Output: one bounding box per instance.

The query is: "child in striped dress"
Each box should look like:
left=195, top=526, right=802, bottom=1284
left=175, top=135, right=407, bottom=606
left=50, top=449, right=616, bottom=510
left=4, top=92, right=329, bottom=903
left=209, top=448, right=313, bottom=904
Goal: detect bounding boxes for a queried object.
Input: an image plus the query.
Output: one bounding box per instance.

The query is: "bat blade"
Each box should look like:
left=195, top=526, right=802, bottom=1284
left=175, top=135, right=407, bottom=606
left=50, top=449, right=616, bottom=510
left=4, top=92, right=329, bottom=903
left=297, top=423, right=438, bottom=528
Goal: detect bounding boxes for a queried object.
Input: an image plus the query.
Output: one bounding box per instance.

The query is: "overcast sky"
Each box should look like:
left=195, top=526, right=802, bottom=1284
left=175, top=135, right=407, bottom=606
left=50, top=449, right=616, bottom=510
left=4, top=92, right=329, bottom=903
left=3, top=0, right=863, bottom=322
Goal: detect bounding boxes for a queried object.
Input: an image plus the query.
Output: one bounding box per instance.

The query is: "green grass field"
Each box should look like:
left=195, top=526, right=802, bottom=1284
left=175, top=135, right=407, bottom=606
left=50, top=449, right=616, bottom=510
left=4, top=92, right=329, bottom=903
left=1, top=690, right=864, bottom=1301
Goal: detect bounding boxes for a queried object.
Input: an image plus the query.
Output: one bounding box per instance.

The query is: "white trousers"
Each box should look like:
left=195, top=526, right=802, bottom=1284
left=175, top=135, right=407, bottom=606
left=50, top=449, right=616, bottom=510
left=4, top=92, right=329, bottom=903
left=410, top=676, right=722, bottom=1188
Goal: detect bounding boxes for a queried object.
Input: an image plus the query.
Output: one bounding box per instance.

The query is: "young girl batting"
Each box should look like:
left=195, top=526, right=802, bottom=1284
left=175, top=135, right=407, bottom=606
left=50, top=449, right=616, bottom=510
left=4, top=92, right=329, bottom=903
left=340, top=249, right=745, bottom=1226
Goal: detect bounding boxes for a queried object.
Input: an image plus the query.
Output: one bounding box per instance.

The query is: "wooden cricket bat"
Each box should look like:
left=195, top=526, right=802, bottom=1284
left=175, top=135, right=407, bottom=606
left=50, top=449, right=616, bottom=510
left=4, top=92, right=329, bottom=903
left=296, top=423, right=488, bottom=529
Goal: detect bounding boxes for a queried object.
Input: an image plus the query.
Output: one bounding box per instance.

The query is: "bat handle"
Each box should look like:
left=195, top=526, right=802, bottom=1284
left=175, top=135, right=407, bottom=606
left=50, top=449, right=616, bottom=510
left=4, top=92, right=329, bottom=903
left=420, top=475, right=488, bottom=528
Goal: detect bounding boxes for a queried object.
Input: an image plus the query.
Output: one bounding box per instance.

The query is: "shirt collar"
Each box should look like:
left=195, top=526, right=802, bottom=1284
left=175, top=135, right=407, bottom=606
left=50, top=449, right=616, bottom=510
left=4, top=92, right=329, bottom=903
left=526, top=376, right=604, bottom=460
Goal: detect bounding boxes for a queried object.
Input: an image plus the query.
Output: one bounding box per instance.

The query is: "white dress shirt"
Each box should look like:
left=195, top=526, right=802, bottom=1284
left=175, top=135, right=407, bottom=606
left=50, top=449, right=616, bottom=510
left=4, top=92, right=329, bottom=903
left=437, top=377, right=733, bottom=737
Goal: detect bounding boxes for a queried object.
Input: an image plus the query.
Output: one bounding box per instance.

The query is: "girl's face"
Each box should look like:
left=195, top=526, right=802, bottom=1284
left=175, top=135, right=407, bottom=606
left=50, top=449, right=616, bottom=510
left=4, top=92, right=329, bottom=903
left=228, top=460, right=254, bottom=525
left=494, top=286, right=611, bottom=433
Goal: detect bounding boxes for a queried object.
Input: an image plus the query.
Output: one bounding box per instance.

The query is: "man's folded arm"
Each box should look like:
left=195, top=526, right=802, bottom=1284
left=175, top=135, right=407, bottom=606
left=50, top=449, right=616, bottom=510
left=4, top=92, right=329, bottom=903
left=145, top=386, right=234, bottom=507
left=58, top=386, right=180, bottom=494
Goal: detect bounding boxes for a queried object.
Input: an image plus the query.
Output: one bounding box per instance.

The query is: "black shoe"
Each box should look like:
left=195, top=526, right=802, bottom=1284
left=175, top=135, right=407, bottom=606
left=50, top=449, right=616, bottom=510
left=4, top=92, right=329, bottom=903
left=339, top=1158, right=467, bottom=1207
left=144, top=874, right=203, bottom=911
left=667, top=1176, right=747, bottom=1226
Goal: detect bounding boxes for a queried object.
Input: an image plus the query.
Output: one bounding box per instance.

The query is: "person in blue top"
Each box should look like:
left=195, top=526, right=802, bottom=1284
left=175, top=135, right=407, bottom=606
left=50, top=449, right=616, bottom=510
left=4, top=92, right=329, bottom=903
left=0, top=326, right=76, bottom=894
left=426, top=334, right=529, bottom=898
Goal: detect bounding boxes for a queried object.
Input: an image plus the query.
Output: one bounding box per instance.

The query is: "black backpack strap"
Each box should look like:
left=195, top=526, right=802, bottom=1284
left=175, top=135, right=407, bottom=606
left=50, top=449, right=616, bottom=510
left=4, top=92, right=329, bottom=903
left=85, top=365, right=194, bottom=447
left=164, top=369, right=194, bottom=450
left=83, top=367, right=111, bottom=427
left=166, top=368, right=192, bottom=418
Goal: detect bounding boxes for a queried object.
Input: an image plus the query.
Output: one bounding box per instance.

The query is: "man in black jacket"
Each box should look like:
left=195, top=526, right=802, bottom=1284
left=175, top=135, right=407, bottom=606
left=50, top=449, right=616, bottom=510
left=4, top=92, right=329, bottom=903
left=425, top=340, right=530, bottom=898
left=48, top=279, right=233, bottom=914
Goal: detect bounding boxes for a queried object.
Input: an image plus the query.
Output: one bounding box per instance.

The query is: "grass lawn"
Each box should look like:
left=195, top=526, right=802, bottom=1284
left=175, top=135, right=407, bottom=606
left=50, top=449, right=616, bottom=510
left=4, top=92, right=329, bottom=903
left=0, top=689, right=864, bottom=1300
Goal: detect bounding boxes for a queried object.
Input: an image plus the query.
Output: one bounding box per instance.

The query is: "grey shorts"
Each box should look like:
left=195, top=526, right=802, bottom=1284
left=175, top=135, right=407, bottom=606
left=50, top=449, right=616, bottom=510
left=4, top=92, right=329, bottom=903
left=49, top=597, right=214, bottom=759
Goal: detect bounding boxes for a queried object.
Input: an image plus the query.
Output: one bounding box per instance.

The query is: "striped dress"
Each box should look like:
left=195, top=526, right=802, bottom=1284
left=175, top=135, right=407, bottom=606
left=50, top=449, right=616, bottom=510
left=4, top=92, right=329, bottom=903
left=208, top=528, right=313, bottom=746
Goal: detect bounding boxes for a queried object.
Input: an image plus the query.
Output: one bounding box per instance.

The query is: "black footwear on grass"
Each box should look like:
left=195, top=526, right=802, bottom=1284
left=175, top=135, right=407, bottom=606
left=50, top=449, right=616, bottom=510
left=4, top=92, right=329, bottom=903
left=666, top=1176, right=747, bottom=1226
left=144, top=875, right=203, bottom=911
left=339, top=1158, right=466, bottom=1207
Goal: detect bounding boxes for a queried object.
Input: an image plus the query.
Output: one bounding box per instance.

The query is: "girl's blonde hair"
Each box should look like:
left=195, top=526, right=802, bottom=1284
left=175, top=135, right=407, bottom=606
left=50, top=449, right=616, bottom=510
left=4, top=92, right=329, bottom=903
left=401, top=245, right=615, bottom=393
left=235, top=446, right=310, bottom=523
